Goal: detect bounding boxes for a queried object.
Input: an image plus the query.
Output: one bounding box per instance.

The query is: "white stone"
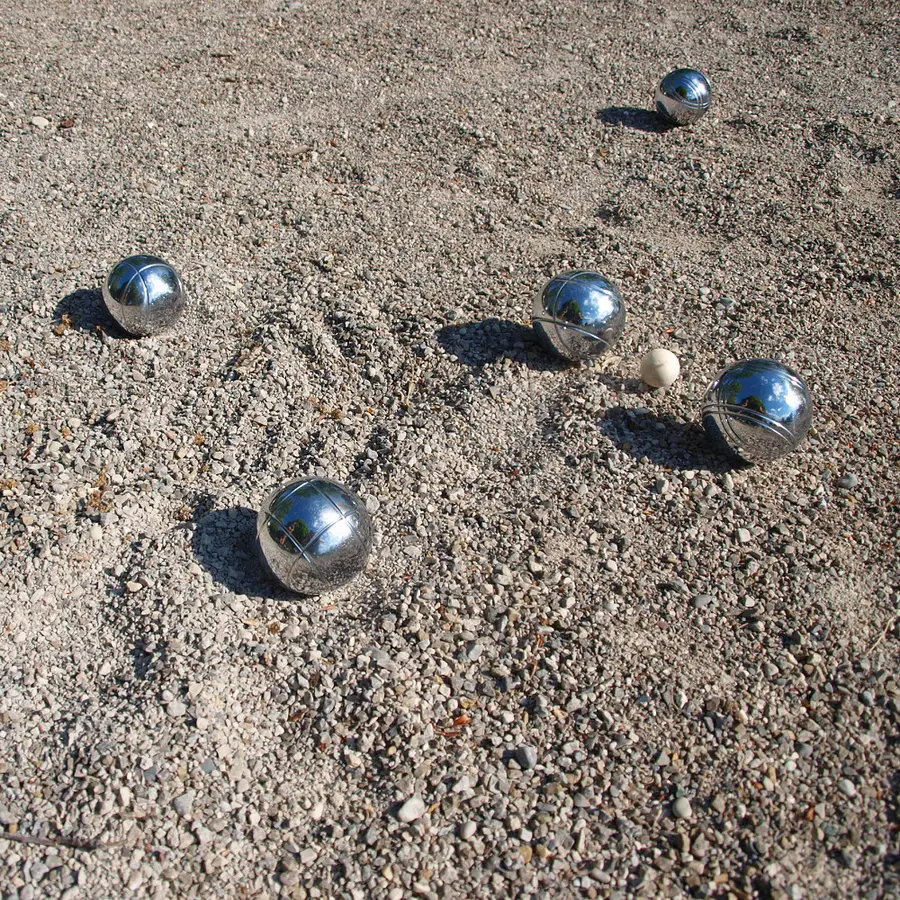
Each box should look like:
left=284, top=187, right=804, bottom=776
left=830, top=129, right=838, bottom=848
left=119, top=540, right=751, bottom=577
left=397, top=796, right=426, bottom=823
left=837, top=779, right=857, bottom=798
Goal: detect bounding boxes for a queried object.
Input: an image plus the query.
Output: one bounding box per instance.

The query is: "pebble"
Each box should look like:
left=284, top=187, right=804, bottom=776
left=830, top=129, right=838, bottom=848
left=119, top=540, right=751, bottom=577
left=515, top=744, right=539, bottom=770
left=837, top=473, right=859, bottom=490
left=172, top=791, right=195, bottom=817
left=397, top=796, right=426, bottom=823
left=837, top=779, right=857, bottom=798
left=672, top=797, right=693, bottom=820
left=167, top=700, right=187, bottom=717
left=30, top=115, right=51, bottom=129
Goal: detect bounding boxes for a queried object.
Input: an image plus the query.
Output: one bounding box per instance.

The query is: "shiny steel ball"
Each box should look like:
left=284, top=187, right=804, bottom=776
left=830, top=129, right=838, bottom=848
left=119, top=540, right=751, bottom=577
left=532, top=270, right=626, bottom=362
left=655, top=68, right=711, bottom=126
left=257, top=477, right=373, bottom=595
left=701, top=359, right=813, bottom=464
left=102, top=254, right=185, bottom=336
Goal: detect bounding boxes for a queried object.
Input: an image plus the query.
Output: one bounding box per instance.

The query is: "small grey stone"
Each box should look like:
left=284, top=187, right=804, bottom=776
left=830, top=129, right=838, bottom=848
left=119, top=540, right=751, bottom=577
left=515, top=744, right=539, bottom=770
left=672, top=797, right=692, bottom=820
left=173, top=790, right=195, bottom=817
left=837, top=473, right=859, bottom=490
left=30, top=861, right=49, bottom=882
left=167, top=700, right=187, bottom=717
left=837, top=779, right=857, bottom=798
left=692, top=594, right=714, bottom=609
left=451, top=776, right=471, bottom=793
left=459, top=821, right=476, bottom=840
left=692, top=834, right=710, bottom=857
left=397, top=796, right=426, bottom=823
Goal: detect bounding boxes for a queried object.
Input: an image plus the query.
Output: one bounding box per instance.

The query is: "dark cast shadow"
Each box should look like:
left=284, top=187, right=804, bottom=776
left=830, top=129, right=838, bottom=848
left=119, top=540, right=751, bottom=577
left=600, top=407, right=741, bottom=472
left=436, top=318, right=569, bottom=373
left=54, top=288, right=132, bottom=338
left=192, top=506, right=284, bottom=600
left=597, top=107, right=673, bottom=133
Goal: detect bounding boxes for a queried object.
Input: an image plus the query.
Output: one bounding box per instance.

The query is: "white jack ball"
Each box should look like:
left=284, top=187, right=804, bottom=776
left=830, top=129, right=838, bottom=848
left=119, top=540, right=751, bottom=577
left=641, top=348, right=680, bottom=388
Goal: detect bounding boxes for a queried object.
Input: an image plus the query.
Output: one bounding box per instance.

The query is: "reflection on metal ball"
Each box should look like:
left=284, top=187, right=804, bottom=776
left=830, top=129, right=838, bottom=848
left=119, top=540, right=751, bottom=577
left=655, top=68, right=711, bottom=126
left=701, top=358, right=813, bottom=464
left=102, top=254, right=185, bottom=336
left=532, top=270, right=626, bottom=362
left=257, top=477, right=373, bottom=595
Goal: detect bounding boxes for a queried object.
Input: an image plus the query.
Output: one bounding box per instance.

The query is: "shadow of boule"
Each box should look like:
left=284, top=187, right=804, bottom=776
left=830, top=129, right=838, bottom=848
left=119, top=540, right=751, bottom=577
left=436, top=318, right=570, bottom=372
left=597, top=106, right=673, bottom=133
left=601, top=407, right=740, bottom=472
left=192, top=506, right=284, bottom=600
left=54, top=287, right=131, bottom=338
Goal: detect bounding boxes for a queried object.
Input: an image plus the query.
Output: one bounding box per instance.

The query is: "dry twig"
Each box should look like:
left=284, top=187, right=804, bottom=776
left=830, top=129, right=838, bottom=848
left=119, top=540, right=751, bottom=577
left=0, top=830, right=116, bottom=852
left=867, top=615, right=898, bottom=655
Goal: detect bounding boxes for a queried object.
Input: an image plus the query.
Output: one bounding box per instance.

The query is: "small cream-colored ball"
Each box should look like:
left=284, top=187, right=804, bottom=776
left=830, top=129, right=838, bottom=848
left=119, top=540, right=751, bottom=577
left=640, top=348, right=680, bottom=388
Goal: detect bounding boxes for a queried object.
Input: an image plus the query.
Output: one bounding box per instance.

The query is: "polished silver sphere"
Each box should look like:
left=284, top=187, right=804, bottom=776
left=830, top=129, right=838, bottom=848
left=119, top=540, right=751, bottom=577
left=532, top=270, right=626, bottom=362
left=702, top=359, right=813, bottom=464
left=655, top=68, right=711, bottom=126
left=102, top=254, right=185, bottom=336
left=257, top=477, right=373, bottom=595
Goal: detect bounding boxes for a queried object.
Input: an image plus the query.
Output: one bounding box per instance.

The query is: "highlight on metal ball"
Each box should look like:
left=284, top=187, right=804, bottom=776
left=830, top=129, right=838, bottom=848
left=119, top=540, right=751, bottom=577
left=531, top=270, right=626, bottom=363
left=102, top=254, right=186, bottom=337
left=701, top=358, right=813, bottom=464
left=655, top=68, right=712, bottom=127
left=257, top=477, right=373, bottom=595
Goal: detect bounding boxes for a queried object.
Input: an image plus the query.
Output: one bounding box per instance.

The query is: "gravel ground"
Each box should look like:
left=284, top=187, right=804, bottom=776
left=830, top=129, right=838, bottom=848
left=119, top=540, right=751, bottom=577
left=1, top=0, right=899, bottom=898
